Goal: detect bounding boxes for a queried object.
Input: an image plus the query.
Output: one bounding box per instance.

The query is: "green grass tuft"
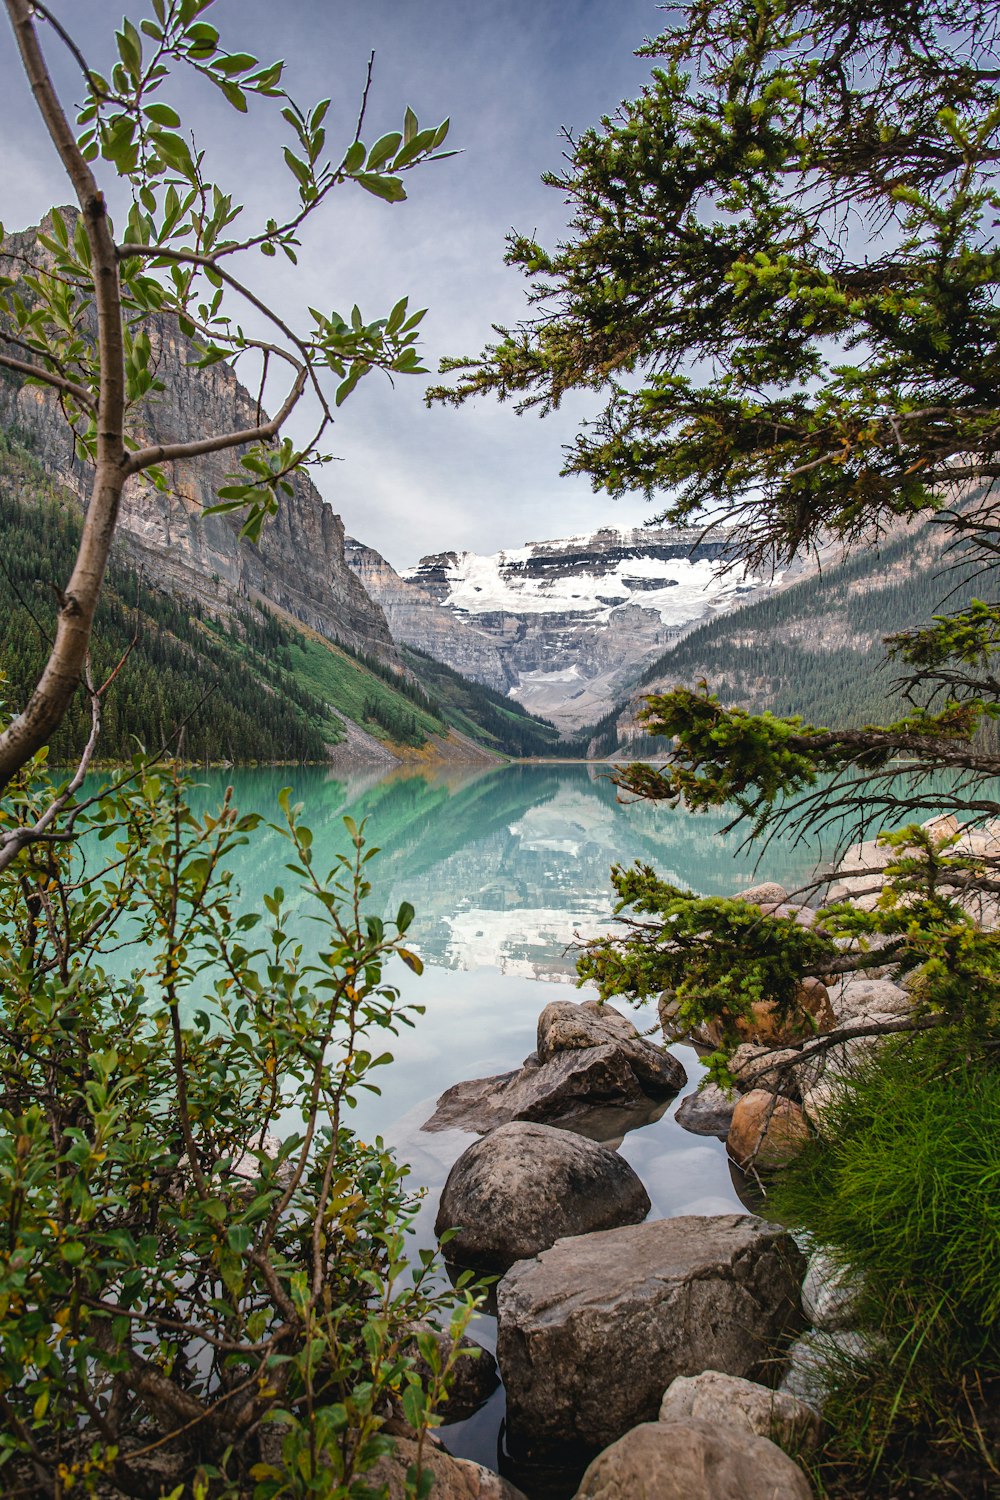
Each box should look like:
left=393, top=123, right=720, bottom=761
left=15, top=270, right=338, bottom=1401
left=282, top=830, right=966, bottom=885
left=773, top=1030, right=1000, bottom=1495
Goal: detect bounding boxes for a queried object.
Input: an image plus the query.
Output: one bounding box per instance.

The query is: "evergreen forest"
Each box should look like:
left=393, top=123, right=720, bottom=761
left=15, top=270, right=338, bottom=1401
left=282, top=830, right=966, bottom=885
left=0, top=432, right=569, bottom=764
left=598, top=522, right=990, bottom=756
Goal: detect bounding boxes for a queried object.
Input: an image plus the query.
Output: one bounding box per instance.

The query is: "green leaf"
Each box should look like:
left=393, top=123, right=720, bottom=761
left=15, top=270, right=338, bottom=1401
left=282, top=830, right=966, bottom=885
left=116, top=18, right=143, bottom=75
left=203, top=498, right=249, bottom=517
left=401, top=1382, right=425, bottom=1431
left=186, top=20, right=220, bottom=57
left=152, top=130, right=196, bottom=177
left=355, top=173, right=407, bottom=204
left=215, top=78, right=248, bottom=113
left=227, top=1224, right=254, bottom=1253
left=283, top=148, right=312, bottom=189
left=336, top=366, right=362, bottom=406
left=386, top=297, right=409, bottom=335
left=240, top=508, right=267, bottom=544
left=367, top=132, right=403, bottom=171
left=215, top=52, right=258, bottom=75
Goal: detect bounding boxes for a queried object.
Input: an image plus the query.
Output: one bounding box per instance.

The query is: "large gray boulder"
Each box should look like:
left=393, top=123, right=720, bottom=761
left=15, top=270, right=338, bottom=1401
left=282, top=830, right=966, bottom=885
left=573, top=1420, right=814, bottom=1499
left=658, top=1370, right=820, bottom=1448
left=537, top=1000, right=686, bottom=1095
left=434, top=1121, right=651, bottom=1271
left=423, top=1042, right=685, bottom=1136
left=496, top=1214, right=804, bottom=1452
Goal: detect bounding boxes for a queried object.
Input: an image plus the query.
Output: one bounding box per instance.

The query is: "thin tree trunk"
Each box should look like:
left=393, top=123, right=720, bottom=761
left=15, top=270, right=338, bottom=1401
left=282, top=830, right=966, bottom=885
left=0, top=0, right=127, bottom=789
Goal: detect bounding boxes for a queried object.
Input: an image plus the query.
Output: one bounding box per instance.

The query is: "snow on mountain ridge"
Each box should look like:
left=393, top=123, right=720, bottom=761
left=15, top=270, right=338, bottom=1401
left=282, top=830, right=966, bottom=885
left=402, top=526, right=770, bottom=625
left=387, top=526, right=783, bottom=729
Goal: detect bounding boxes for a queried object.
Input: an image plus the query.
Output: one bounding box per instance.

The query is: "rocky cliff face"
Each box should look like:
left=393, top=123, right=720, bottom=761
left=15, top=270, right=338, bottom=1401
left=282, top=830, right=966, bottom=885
left=344, top=537, right=514, bottom=692
left=364, top=528, right=778, bottom=728
left=0, top=216, right=394, bottom=662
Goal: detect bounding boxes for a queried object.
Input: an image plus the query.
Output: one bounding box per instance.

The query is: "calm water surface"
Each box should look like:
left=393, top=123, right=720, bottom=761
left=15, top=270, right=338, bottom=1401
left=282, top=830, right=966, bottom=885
left=161, top=764, right=820, bottom=1488
left=178, top=761, right=822, bottom=1146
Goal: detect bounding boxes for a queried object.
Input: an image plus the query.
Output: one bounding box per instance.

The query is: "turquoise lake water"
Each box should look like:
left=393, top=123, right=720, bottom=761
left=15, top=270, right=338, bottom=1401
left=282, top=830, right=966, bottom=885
left=170, top=761, right=823, bottom=1147
left=106, top=761, right=829, bottom=1489
left=68, top=755, right=984, bottom=1492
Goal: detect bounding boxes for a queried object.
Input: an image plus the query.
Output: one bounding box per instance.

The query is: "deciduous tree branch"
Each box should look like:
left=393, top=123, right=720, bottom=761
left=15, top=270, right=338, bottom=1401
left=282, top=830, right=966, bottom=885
left=125, top=365, right=308, bottom=474
left=0, top=348, right=94, bottom=406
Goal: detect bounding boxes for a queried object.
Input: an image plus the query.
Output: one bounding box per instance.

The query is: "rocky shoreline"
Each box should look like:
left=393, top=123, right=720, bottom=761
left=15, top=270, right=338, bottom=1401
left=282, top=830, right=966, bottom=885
left=398, top=834, right=941, bottom=1499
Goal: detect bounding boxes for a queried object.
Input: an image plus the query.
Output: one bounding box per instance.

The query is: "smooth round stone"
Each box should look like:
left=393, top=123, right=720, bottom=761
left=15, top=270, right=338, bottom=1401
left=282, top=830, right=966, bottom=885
left=435, top=1120, right=650, bottom=1270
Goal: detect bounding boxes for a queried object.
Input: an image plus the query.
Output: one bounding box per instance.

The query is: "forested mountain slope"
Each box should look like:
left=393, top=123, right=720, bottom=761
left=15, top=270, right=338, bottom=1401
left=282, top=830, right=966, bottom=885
left=0, top=215, right=567, bottom=765
left=399, top=646, right=571, bottom=758
left=0, top=436, right=417, bottom=761
left=602, top=519, right=991, bottom=754
left=0, top=212, right=397, bottom=667
left=0, top=435, right=563, bottom=763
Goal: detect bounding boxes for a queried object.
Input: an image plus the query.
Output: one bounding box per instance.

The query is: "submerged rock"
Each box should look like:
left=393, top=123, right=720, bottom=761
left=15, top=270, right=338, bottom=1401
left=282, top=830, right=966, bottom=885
left=573, top=1420, right=814, bottom=1500
left=434, top=1121, right=650, bottom=1271
left=496, top=1213, right=803, bottom=1452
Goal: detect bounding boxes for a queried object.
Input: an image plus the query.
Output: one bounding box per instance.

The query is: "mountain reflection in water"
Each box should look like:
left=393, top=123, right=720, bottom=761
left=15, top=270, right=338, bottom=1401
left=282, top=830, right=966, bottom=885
left=186, top=760, right=822, bottom=983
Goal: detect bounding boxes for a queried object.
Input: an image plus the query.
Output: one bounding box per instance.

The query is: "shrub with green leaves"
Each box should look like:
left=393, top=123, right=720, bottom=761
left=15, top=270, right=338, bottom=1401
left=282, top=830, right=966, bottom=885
left=0, top=750, right=476, bottom=1498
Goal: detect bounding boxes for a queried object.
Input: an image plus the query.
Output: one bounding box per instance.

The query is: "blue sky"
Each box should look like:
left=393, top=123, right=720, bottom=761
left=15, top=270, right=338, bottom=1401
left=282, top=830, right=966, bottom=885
left=0, top=1, right=664, bottom=567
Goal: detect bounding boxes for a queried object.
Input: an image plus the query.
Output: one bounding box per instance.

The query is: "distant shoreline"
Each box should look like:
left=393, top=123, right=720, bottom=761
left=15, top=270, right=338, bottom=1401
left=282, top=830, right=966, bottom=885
left=53, top=754, right=665, bottom=771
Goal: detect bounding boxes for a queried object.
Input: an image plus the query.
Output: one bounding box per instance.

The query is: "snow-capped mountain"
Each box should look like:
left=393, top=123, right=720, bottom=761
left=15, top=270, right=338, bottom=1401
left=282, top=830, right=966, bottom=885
left=383, top=527, right=779, bottom=728
left=412, top=530, right=747, bottom=619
